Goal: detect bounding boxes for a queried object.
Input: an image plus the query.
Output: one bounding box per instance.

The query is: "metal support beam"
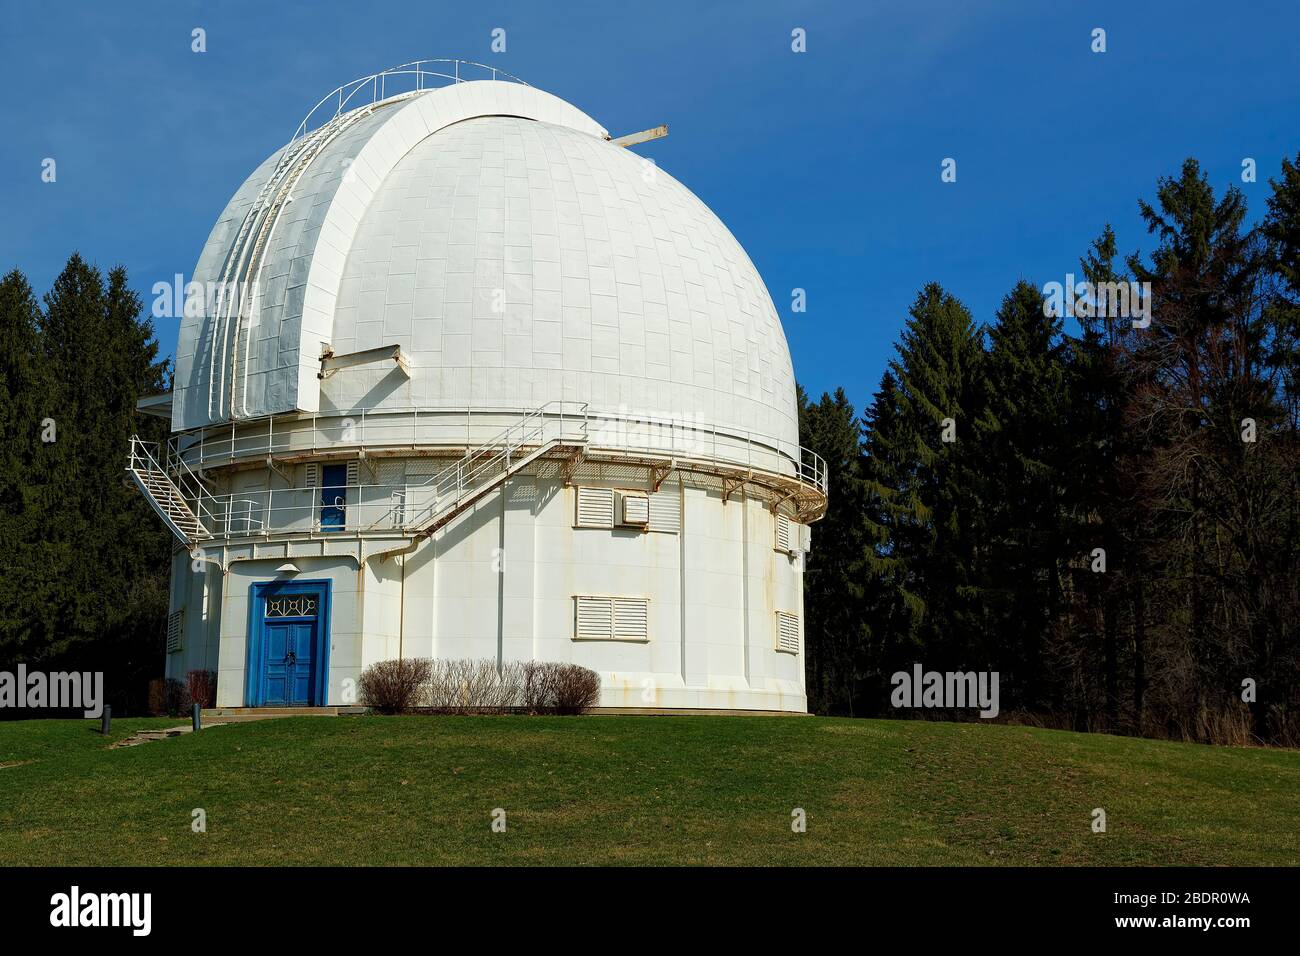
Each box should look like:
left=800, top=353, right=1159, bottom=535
left=607, top=124, right=668, bottom=149
left=318, top=344, right=411, bottom=380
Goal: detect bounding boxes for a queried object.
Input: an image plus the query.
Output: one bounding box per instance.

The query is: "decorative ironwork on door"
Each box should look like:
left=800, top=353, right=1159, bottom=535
left=265, top=594, right=319, bottom=618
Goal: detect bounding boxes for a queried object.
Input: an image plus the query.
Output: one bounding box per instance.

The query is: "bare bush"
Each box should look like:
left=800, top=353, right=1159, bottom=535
left=523, top=661, right=601, bottom=715
left=358, top=658, right=433, bottom=714
left=186, top=669, right=217, bottom=709
left=359, top=658, right=601, bottom=715
left=148, top=677, right=190, bottom=717
left=427, top=659, right=525, bottom=713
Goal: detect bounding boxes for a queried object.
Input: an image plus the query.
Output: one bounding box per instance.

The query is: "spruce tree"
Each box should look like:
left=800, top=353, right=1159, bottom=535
left=798, top=386, right=865, bottom=715
left=0, top=270, right=56, bottom=665
left=971, top=280, right=1068, bottom=710
left=879, top=283, right=985, bottom=674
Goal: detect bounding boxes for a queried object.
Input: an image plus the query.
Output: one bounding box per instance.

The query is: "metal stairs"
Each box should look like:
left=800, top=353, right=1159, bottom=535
left=127, top=437, right=210, bottom=546
left=396, top=402, right=588, bottom=539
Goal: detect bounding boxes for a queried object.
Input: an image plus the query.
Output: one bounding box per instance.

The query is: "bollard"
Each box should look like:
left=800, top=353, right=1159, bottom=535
left=100, top=705, right=111, bottom=736
left=192, top=702, right=202, bottom=732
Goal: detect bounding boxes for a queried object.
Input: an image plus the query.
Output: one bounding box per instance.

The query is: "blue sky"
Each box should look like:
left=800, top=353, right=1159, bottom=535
left=2, top=0, right=1297, bottom=414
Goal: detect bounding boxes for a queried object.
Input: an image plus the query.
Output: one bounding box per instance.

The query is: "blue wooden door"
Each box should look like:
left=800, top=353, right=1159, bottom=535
left=248, top=582, right=330, bottom=708
left=262, top=621, right=316, bottom=706
left=321, top=464, right=347, bottom=531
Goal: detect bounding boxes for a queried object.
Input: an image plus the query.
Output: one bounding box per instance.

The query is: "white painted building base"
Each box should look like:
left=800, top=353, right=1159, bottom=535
left=167, top=470, right=807, bottom=714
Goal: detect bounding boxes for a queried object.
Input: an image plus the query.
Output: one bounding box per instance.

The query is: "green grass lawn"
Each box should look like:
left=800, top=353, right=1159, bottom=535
left=1, top=714, right=1297, bottom=866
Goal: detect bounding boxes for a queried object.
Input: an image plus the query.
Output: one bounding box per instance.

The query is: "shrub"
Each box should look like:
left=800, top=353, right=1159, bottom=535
left=427, top=659, right=524, bottom=713
left=186, top=669, right=217, bottom=709
left=147, top=678, right=191, bottom=717
left=523, top=661, right=602, bottom=715
left=358, top=658, right=433, bottom=714
left=358, top=658, right=601, bottom=715
left=147, top=678, right=166, bottom=716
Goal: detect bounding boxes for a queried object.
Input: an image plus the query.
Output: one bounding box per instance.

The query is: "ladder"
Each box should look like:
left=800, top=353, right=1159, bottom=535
left=127, top=437, right=211, bottom=546
left=207, top=103, right=379, bottom=421
left=395, top=402, right=588, bottom=539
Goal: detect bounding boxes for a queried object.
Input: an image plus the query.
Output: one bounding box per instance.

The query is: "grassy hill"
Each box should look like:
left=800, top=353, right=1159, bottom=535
left=2, top=714, right=1297, bottom=866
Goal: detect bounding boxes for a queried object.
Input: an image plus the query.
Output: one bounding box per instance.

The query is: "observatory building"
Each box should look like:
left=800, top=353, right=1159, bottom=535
left=129, top=61, right=826, bottom=713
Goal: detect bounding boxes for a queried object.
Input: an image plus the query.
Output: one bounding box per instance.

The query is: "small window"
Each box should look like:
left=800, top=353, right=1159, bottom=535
left=574, top=595, right=649, bottom=641
left=166, top=609, right=184, bottom=653
left=575, top=487, right=615, bottom=528
left=775, top=610, right=800, bottom=654
left=265, top=594, right=320, bottom=618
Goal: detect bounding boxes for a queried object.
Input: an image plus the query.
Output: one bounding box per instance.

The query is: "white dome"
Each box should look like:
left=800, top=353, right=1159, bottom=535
left=173, top=80, right=797, bottom=452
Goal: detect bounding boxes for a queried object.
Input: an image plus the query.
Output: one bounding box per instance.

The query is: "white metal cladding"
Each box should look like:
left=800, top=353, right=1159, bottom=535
left=172, top=81, right=799, bottom=457
left=575, top=486, right=615, bottom=527
left=648, top=486, right=680, bottom=533
left=574, top=595, right=649, bottom=640
left=776, top=610, right=800, bottom=653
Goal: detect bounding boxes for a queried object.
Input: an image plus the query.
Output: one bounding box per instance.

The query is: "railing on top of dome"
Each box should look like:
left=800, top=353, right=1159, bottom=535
left=291, top=58, right=531, bottom=147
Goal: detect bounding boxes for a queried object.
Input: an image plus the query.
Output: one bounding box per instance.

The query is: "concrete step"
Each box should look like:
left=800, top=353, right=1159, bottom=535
left=202, top=706, right=367, bottom=718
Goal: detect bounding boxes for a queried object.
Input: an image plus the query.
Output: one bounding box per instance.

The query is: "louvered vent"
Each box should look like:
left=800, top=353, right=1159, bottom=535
left=575, top=595, right=614, bottom=639
left=613, top=598, right=649, bottom=639
left=648, top=488, right=681, bottom=533
left=346, top=460, right=359, bottom=485
left=575, top=487, right=615, bottom=528
left=775, top=610, right=800, bottom=654
left=304, top=463, right=318, bottom=488
left=166, top=609, right=184, bottom=653
left=574, top=595, right=649, bottom=641
left=775, top=512, right=791, bottom=552
left=619, top=492, right=649, bottom=526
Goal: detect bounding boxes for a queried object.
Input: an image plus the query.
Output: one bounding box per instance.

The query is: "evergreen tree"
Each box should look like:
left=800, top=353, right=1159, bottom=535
left=0, top=270, right=57, bottom=665
left=970, top=280, right=1069, bottom=711
left=1127, top=159, right=1289, bottom=738
left=859, top=370, right=919, bottom=707
left=798, top=386, right=866, bottom=715
left=878, top=283, right=985, bottom=674
left=28, top=254, right=171, bottom=709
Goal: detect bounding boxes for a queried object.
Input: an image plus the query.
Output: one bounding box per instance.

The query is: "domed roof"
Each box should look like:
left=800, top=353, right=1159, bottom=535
left=172, top=78, right=797, bottom=451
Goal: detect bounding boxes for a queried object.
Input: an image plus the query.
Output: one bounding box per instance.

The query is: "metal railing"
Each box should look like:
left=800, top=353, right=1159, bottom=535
left=291, top=58, right=530, bottom=147
left=168, top=405, right=828, bottom=500
left=384, top=401, right=588, bottom=532
left=128, top=437, right=268, bottom=540
left=139, top=400, right=827, bottom=542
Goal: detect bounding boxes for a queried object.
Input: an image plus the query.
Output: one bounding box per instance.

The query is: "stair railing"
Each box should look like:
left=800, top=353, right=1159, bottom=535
left=385, top=401, right=588, bottom=532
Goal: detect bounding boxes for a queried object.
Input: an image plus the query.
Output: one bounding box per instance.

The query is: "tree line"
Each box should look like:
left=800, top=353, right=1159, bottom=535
left=0, top=254, right=171, bottom=715
left=800, top=156, right=1300, bottom=746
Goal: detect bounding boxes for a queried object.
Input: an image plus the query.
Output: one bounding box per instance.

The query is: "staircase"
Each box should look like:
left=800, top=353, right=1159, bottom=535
left=127, top=437, right=211, bottom=546
left=396, top=402, right=588, bottom=539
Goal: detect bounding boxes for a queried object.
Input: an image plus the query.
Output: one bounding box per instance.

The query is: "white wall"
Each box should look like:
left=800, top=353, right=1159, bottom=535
left=182, top=462, right=807, bottom=712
